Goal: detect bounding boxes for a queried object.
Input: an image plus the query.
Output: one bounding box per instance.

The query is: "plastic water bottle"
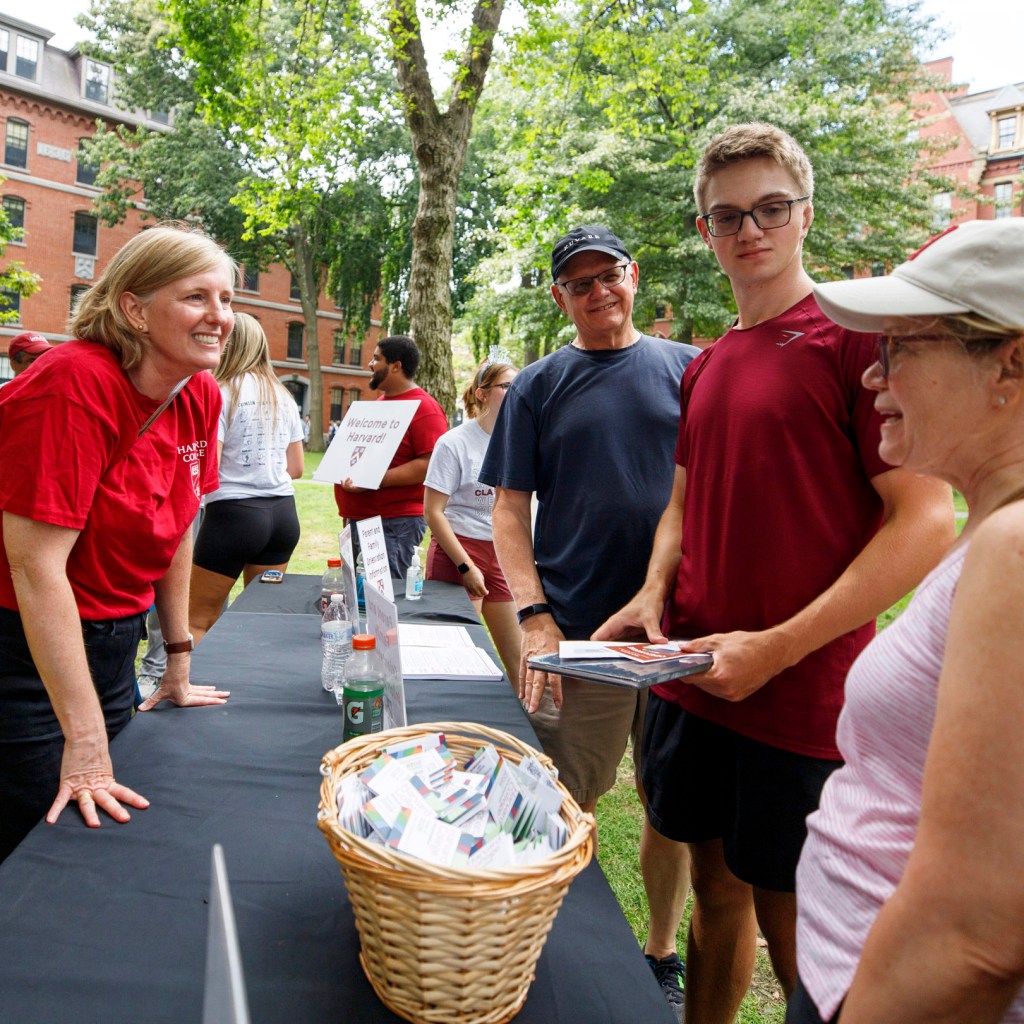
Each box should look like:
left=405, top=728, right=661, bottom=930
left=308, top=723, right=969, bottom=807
left=355, top=553, right=367, bottom=613
left=405, top=551, right=423, bottom=601
left=320, top=557, right=345, bottom=615
left=340, top=634, right=384, bottom=740
left=320, top=593, right=352, bottom=692
left=342, top=558, right=360, bottom=634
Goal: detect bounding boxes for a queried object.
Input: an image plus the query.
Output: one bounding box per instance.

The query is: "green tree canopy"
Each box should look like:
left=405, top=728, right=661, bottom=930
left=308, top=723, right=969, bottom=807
left=460, top=0, right=951, bottom=354
left=82, top=0, right=409, bottom=447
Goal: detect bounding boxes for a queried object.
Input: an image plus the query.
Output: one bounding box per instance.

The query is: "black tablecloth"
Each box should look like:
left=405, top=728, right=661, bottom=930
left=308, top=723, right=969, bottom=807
left=0, top=578, right=673, bottom=1023
left=229, top=572, right=482, bottom=624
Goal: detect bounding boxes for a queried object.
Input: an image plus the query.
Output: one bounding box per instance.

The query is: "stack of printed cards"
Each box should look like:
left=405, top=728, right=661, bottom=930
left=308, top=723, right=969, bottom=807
left=334, top=732, right=568, bottom=869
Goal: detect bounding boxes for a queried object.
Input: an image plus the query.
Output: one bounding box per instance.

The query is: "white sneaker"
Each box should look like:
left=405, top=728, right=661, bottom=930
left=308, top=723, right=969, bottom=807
left=136, top=675, right=162, bottom=699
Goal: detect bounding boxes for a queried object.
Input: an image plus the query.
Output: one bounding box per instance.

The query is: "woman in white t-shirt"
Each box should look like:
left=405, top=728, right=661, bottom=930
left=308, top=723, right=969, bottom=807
left=189, top=313, right=305, bottom=641
left=424, top=359, right=520, bottom=680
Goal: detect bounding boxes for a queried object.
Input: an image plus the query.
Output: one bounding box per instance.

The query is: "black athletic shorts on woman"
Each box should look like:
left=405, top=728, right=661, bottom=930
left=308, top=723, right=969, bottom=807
left=192, top=495, right=300, bottom=578
left=641, top=694, right=841, bottom=892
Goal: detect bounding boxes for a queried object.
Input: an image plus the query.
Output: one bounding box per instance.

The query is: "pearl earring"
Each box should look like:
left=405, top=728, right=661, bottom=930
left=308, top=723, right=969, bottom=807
left=998, top=396, right=1007, bottom=406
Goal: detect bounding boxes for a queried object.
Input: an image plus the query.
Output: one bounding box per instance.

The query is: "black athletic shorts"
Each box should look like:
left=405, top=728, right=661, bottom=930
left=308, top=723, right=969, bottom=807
left=641, top=695, right=841, bottom=892
left=786, top=979, right=843, bottom=1024
left=192, top=495, right=301, bottom=578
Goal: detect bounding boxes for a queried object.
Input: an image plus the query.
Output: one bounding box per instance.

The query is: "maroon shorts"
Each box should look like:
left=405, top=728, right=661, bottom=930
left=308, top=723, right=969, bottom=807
left=425, top=535, right=513, bottom=602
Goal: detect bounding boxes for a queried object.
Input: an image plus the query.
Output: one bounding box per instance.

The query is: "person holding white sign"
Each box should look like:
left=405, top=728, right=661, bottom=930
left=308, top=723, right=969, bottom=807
left=334, top=336, right=448, bottom=579
left=423, top=357, right=520, bottom=680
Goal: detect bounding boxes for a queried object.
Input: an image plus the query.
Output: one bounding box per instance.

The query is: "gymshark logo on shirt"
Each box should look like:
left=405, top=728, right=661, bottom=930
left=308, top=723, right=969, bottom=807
left=777, top=330, right=804, bottom=347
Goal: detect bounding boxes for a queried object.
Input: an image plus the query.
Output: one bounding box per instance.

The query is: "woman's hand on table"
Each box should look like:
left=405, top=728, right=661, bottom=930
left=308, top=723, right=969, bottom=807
left=137, top=661, right=230, bottom=711
left=46, top=737, right=149, bottom=828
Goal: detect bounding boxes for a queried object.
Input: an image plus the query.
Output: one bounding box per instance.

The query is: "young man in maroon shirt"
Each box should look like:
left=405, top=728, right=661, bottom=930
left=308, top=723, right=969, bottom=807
left=595, top=123, right=955, bottom=1023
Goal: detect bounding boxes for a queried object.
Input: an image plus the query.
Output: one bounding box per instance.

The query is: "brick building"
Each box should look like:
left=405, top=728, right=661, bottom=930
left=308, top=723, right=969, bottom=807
left=917, top=57, right=1023, bottom=228
left=0, top=11, right=377, bottom=436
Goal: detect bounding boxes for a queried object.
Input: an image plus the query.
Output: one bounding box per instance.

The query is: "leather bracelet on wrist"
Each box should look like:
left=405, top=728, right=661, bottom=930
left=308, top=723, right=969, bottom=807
left=516, top=603, right=552, bottom=625
left=163, top=634, right=194, bottom=655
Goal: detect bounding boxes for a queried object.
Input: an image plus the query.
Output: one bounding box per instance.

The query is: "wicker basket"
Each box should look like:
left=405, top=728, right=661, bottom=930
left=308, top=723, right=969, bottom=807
left=317, top=721, right=595, bottom=1024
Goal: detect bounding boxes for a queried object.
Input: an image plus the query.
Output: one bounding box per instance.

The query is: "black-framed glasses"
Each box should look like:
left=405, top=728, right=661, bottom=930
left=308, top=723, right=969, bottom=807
left=556, top=262, right=631, bottom=297
left=484, top=381, right=512, bottom=391
left=700, top=196, right=810, bottom=237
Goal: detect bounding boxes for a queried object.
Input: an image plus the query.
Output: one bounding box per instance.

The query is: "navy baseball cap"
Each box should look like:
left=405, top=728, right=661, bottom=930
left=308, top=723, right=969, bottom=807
left=551, top=225, right=631, bottom=281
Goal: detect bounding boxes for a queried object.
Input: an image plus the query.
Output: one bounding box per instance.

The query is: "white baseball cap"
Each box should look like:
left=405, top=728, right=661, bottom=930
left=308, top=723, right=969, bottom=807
left=814, top=219, right=1024, bottom=334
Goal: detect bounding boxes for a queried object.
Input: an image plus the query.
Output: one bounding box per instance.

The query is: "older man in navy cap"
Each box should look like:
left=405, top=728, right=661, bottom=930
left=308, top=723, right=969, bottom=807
left=479, top=225, right=700, bottom=1019
left=6, top=332, right=51, bottom=378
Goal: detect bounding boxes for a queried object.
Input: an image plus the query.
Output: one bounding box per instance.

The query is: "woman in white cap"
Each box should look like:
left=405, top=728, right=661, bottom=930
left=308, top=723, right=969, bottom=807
left=787, top=218, right=1024, bottom=1024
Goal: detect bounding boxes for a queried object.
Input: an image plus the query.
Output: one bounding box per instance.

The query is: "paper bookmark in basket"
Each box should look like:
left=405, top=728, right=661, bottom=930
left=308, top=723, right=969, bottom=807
left=363, top=582, right=407, bottom=728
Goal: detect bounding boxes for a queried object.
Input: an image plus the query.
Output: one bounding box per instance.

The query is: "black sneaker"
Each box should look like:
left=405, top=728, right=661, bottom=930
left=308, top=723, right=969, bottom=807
left=646, top=951, right=685, bottom=1023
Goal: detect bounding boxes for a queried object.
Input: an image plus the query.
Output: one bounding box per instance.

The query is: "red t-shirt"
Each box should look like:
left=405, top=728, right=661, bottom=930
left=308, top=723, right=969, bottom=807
left=0, top=341, right=220, bottom=619
left=655, top=294, right=891, bottom=759
left=334, top=387, right=448, bottom=520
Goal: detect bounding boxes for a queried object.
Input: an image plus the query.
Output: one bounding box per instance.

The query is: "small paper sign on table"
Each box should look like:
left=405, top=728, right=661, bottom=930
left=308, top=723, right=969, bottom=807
left=356, top=516, right=394, bottom=603
left=338, top=525, right=361, bottom=632
left=364, top=581, right=407, bottom=729
left=313, top=400, right=420, bottom=490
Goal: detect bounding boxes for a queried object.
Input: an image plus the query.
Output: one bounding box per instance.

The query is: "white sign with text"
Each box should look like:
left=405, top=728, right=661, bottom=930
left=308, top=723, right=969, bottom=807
left=363, top=583, right=407, bottom=729
left=337, top=525, right=361, bottom=634
left=313, top=400, right=420, bottom=489
left=356, top=516, right=395, bottom=604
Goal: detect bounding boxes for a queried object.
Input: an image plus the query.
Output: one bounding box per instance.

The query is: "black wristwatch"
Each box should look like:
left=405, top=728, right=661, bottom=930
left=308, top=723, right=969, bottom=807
left=457, top=562, right=472, bottom=575
left=163, top=634, right=195, bottom=655
left=516, top=603, right=553, bottom=625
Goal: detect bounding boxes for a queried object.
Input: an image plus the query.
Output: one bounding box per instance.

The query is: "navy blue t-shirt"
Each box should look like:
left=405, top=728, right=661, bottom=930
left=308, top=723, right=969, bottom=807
left=479, top=335, right=699, bottom=638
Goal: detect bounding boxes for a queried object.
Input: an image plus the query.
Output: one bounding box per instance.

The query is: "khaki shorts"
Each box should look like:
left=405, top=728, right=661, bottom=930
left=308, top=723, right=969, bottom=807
left=528, top=678, right=647, bottom=806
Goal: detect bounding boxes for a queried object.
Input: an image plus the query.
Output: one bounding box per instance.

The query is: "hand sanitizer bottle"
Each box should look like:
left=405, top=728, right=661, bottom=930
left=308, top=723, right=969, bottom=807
left=405, top=551, right=423, bottom=601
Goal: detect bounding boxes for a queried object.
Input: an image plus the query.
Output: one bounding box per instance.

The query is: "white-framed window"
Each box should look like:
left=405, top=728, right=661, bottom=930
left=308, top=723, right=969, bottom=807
left=240, top=265, right=259, bottom=292
left=73, top=211, right=98, bottom=256
left=994, top=182, right=1014, bottom=219
left=330, top=386, right=344, bottom=421
left=996, top=115, right=1017, bottom=150
left=1, top=288, right=22, bottom=323
left=4, top=118, right=29, bottom=169
left=15, top=35, right=38, bottom=80
left=0, top=29, right=9, bottom=71
left=3, top=194, right=25, bottom=235
left=77, top=139, right=98, bottom=186
left=931, top=192, right=952, bottom=231
left=84, top=60, right=110, bottom=104
left=70, top=284, right=90, bottom=315
left=287, top=322, right=304, bottom=360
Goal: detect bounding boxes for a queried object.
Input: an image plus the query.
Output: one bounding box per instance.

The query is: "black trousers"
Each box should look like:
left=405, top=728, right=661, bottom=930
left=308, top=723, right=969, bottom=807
left=0, top=606, right=144, bottom=863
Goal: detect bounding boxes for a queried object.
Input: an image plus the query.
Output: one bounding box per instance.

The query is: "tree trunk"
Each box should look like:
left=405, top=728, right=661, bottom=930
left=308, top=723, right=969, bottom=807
left=293, top=227, right=326, bottom=453
left=389, top=0, right=504, bottom=417
left=406, top=142, right=460, bottom=413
